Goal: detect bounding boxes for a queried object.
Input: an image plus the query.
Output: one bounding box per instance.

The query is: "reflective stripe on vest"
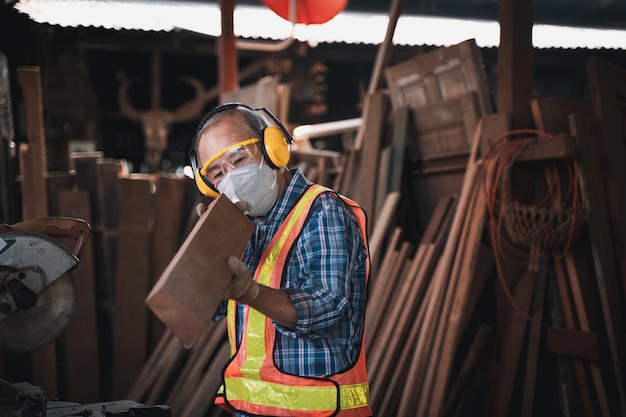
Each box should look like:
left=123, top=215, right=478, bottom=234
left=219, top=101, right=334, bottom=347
left=217, top=184, right=371, bottom=417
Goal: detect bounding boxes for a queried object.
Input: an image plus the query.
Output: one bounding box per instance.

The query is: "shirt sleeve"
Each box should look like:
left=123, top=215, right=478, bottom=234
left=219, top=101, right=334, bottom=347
left=274, top=192, right=368, bottom=338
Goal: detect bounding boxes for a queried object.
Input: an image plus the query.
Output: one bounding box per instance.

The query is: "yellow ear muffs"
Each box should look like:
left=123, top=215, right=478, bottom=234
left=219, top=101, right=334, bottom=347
left=263, top=125, right=291, bottom=169
left=194, top=170, right=220, bottom=199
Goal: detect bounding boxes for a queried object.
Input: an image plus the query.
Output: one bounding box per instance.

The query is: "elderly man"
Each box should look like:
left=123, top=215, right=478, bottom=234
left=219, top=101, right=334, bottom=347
left=190, top=102, right=372, bottom=417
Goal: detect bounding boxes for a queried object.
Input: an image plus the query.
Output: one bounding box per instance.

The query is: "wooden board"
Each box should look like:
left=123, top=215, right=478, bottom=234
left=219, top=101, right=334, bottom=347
left=149, top=173, right=192, bottom=348
left=530, top=97, right=592, bottom=135
left=57, top=188, right=101, bottom=404
left=352, top=91, right=388, bottom=233
left=93, top=158, right=127, bottom=320
left=570, top=113, right=626, bottom=415
left=586, top=56, right=626, bottom=303
left=146, top=194, right=254, bottom=348
left=112, top=173, right=155, bottom=399
left=16, top=66, right=56, bottom=399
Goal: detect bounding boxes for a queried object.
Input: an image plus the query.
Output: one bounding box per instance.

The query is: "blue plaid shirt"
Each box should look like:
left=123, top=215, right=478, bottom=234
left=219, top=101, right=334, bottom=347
left=213, top=168, right=369, bottom=377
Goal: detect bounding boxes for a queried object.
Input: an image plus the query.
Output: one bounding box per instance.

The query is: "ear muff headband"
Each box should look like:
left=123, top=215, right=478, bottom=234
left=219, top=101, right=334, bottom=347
left=192, top=102, right=293, bottom=197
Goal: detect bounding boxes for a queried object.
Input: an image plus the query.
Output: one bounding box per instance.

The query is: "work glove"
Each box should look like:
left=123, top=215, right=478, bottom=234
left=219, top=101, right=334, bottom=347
left=225, top=256, right=260, bottom=305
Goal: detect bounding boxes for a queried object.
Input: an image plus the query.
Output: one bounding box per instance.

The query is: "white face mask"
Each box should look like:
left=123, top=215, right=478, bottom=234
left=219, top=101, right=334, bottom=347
left=217, top=160, right=278, bottom=217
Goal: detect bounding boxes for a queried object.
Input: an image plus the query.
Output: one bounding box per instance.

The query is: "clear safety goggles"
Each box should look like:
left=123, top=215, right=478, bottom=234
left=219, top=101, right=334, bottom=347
left=199, top=138, right=261, bottom=186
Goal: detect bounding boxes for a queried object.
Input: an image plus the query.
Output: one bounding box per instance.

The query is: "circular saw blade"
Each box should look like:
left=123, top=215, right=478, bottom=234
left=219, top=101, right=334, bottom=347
left=0, top=272, right=76, bottom=352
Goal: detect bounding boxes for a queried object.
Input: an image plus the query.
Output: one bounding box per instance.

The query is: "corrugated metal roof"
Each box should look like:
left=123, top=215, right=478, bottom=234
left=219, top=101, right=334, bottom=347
left=12, top=0, right=626, bottom=50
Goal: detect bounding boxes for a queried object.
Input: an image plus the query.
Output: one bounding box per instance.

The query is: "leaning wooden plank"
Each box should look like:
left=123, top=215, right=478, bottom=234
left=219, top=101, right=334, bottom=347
left=520, top=263, right=548, bottom=417
left=146, top=194, right=254, bottom=348
left=127, top=329, right=176, bottom=401
left=564, top=253, right=611, bottom=417
left=425, top=164, right=488, bottom=416
left=353, top=0, right=403, bottom=151
left=364, top=227, right=403, bottom=340
left=353, top=91, right=388, bottom=235
left=16, top=65, right=55, bottom=399
left=167, top=321, right=227, bottom=414
left=373, top=145, right=391, bottom=229
left=369, top=243, right=435, bottom=401
left=377, top=280, right=436, bottom=415
left=488, top=267, right=539, bottom=417
left=444, top=324, right=494, bottom=416
left=371, top=196, right=456, bottom=410
left=587, top=56, right=626, bottom=301
left=367, top=243, right=427, bottom=379
left=553, top=257, right=596, bottom=417
left=16, top=66, right=48, bottom=220
left=57, top=188, right=100, bottom=404
left=367, top=191, right=401, bottom=279
left=365, top=241, right=412, bottom=363
left=112, top=174, right=155, bottom=400
left=570, top=113, right=626, bottom=415
left=93, top=158, right=127, bottom=322
left=388, top=106, right=409, bottom=194
left=179, top=341, right=231, bottom=417
left=149, top=173, right=191, bottom=349
left=397, top=118, right=484, bottom=416
left=143, top=340, right=188, bottom=407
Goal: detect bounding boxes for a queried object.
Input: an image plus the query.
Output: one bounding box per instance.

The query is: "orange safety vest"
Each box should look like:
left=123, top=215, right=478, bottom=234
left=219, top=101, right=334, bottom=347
left=215, top=184, right=372, bottom=417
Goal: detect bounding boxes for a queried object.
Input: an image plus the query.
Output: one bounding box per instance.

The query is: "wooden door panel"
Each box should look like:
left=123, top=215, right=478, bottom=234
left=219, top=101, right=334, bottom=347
left=385, top=39, right=493, bottom=116
left=410, top=92, right=481, bottom=162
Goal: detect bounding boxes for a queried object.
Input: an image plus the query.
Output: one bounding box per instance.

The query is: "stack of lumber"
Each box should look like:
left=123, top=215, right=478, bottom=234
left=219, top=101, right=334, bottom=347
left=2, top=64, right=202, bottom=404
left=7, top=41, right=626, bottom=417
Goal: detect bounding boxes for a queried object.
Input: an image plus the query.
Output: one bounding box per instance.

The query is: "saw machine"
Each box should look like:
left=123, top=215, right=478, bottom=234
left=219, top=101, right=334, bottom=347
left=0, top=216, right=91, bottom=352
left=0, top=217, right=172, bottom=417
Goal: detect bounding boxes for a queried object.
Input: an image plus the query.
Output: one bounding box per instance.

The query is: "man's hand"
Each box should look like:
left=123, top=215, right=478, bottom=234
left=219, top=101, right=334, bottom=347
left=234, top=201, right=249, bottom=214
left=225, top=256, right=260, bottom=305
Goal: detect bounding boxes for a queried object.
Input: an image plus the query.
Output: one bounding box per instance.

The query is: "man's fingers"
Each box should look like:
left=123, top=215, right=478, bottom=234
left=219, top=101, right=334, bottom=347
left=234, top=201, right=249, bottom=214
left=227, top=256, right=250, bottom=278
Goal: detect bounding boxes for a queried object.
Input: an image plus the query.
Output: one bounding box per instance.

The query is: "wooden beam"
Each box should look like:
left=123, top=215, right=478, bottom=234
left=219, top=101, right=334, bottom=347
left=16, top=66, right=56, bottom=399
left=497, top=0, right=534, bottom=129
left=218, top=0, right=238, bottom=99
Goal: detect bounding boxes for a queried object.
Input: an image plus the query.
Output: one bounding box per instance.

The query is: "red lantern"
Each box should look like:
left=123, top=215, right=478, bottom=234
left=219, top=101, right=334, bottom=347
left=262, top=0, right=349, bottom=25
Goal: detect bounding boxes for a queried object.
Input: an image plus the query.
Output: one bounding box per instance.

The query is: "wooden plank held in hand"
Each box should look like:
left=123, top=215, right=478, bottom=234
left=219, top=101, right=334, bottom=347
left=146, top=194, right=254, bottom=348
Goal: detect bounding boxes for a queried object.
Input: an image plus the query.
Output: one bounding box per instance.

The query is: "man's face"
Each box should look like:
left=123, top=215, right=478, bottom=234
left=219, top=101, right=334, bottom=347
left=197, top=119, right=262, bottom=189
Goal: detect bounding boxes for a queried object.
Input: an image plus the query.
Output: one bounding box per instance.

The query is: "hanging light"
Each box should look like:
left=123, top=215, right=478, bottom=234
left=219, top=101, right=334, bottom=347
left=262, top=0, right=348, bottom=25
